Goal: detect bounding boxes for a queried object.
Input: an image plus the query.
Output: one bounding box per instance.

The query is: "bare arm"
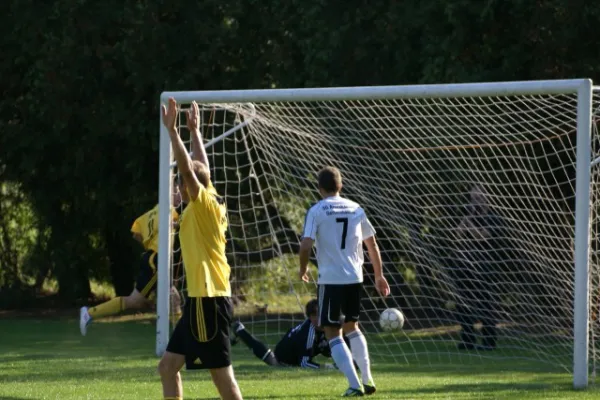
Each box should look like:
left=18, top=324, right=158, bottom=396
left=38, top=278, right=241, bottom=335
left=364, top=236, right=383, bottom=279
left=364, top=236, right=390, bottom=297
left=298, top=237, right=314, bottom=282
left=162, top=98, right=201, bottom=200
left=187, top=101, right=210, bottom=169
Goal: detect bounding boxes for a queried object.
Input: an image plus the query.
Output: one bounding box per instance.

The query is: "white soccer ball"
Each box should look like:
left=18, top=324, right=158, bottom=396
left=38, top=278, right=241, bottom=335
left=379, top=308, right=405, bottom=332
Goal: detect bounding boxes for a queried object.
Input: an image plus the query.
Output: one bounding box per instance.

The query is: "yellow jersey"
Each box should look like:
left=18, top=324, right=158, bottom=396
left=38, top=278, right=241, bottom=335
left=131, top=204, right=179, bottom=253
left=179, top=182, right=231, bottom=297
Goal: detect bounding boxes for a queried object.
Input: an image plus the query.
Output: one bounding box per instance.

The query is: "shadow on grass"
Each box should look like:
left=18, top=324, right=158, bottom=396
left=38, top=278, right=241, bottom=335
left=0, top=397, right=42, bottom=400
left=0, top=353, right=59, bottom=362
left=188, top=397, right=322, bottom=400
left=2, top=362, right=319, bottom=384
left=187, top=396, right=341, bottom=400
left=0, top=352, right=156, bottom=365
left=0, top=364, right=157, bottom=383
left=377, top=379, right=597, bottom=400
left=370, top=361, right=567, bottom=376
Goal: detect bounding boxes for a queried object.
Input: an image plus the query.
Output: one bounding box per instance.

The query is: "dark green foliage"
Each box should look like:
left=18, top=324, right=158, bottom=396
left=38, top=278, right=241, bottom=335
left=0, top=0, right=599, bottom=305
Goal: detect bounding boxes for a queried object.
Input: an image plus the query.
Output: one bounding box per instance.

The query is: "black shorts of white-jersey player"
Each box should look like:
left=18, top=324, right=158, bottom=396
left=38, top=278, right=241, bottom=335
left=298, top=166, right=391, bottom=397
left=232, top=299, right=349, bottom=369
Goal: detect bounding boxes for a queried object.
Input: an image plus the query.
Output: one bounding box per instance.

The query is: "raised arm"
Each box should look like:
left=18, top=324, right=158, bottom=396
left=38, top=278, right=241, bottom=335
left=162, top=98, right=201, bottom=200
left=187, top=101, right=210, bottom=170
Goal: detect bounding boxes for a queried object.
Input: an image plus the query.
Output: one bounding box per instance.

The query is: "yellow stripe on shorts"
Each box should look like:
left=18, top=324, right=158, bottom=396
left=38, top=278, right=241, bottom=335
left=199, top=299, right=207, bottom=342
left=193, top=299, right=204, bottom=342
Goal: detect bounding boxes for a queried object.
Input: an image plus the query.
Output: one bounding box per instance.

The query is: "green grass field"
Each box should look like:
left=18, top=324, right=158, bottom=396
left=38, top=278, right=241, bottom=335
left=1, top=315, right=599, bottom=400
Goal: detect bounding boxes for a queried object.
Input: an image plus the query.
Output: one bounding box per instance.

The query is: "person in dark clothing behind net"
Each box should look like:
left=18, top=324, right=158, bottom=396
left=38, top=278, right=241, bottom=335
left=231, top=299, right=338, bottom=369
left=454, top=185, right=508, bottom=351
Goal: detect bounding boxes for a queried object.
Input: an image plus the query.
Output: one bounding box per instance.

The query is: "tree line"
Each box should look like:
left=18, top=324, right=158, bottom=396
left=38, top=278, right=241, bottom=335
left=1, top=0, right=599, bottom=306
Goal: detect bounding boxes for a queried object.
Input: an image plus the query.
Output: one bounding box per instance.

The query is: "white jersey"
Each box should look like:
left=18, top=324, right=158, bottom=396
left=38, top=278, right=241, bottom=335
left=302, top=196, right=376, bottom=284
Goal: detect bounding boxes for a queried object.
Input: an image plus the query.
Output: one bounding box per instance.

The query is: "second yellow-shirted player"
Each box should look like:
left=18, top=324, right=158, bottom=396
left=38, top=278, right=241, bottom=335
left=79, top=188, right=181, bottom=336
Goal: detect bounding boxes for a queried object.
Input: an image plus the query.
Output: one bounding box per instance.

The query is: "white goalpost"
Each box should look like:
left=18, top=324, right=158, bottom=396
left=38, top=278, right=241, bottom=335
left=157, top=79, right=599, bottom=389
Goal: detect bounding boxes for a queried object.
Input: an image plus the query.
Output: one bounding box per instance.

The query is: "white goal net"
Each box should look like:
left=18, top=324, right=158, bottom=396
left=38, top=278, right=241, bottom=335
left=158, top=80, right=600, bottom=388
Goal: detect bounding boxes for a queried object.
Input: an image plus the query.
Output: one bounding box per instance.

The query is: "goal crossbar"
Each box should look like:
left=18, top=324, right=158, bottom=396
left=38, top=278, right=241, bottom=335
left=161, top=79, right=591, bottom=104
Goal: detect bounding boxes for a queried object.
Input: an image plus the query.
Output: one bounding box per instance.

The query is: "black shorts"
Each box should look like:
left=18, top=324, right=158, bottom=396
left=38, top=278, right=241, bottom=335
left=135, top=250, right=157, bottom=298
left=166, top=296, right=233, bottom=370
left=317, top=283, right=362, bottom=327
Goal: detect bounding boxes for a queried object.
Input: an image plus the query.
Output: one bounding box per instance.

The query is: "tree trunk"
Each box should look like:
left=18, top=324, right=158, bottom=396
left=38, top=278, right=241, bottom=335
left=105, top=228, right=136, bottom=296
left=52, top=232, right=91, bottom=304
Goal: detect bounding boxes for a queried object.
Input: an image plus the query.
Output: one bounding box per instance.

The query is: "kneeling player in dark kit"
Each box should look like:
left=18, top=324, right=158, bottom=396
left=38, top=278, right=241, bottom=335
left=231, top=299, right=341, bottom=369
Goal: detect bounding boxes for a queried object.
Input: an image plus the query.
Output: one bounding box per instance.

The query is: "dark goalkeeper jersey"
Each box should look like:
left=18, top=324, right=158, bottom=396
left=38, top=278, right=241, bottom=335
left=273, top=319, right=328, bottom=368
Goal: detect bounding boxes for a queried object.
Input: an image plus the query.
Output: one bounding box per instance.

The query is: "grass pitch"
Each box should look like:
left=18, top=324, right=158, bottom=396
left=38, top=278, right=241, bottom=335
left=0, top=315, right=599, bottom=399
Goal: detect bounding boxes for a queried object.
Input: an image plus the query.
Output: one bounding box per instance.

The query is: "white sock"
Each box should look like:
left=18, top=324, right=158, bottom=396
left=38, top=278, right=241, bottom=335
left=329, top=336, right=361, bottom=390
left=347, top=330, right=373, bottom=385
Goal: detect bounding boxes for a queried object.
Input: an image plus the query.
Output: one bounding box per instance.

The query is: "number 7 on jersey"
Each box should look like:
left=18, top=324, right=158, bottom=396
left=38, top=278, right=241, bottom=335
left=336, top=217, right=348, bottom=249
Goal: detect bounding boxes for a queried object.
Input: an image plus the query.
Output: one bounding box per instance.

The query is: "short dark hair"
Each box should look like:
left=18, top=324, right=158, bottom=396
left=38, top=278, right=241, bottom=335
left=305, top=299, right=319, bottom=317
left=317, top=166, right=342, bottom=193
left=191, top=161, right=211, bottom=188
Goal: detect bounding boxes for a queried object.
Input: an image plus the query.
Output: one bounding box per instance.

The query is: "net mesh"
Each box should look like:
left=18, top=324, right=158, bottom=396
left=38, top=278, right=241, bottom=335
left=589, top=88, right=600, bottom=381
left=169, top=89, right=600, bottom=374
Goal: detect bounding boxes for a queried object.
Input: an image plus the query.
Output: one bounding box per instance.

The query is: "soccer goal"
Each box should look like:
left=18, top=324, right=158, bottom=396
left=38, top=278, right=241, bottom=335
left=157, top=79, right=600, bottom=389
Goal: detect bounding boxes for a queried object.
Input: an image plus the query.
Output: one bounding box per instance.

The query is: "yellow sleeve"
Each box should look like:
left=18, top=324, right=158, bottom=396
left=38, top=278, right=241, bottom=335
left=131, top=217, right=143, bottom=234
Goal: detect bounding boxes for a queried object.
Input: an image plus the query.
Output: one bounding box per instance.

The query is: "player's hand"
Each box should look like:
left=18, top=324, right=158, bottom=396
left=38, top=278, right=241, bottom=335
left=299, top=270, right=310, bottom=282
left=375, top=276, right=390, bottom=297
left=186, top=101, right=200, bottom=133
left=161, top=97, right=178, bottom=133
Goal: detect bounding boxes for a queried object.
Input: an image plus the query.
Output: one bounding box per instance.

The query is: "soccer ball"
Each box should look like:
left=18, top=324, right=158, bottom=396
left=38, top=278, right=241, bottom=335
left=379, top=308, right=405, bottom=332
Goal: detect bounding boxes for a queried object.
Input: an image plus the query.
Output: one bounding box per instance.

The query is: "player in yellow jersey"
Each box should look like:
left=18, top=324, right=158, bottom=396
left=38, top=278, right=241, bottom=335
left=79, top=185, right=182, bottom=336
left=158, top=98, right=243, bottom=400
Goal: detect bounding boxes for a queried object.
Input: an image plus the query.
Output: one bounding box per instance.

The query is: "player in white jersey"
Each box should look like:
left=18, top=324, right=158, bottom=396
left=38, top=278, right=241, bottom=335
left=298, top=166, right=390, bottom=397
